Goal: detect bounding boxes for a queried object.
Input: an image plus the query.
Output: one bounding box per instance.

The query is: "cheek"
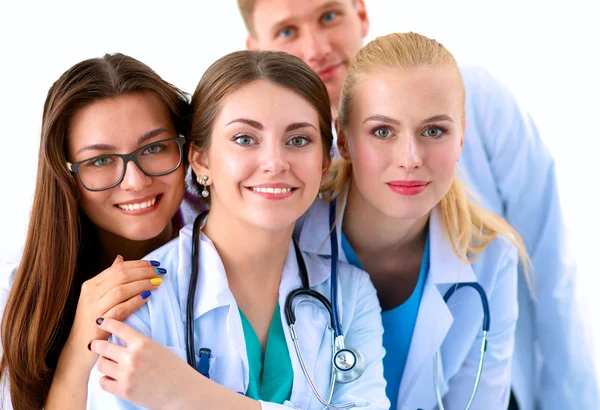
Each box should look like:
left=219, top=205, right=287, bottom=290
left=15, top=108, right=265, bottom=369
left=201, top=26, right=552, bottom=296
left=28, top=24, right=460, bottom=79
left=349, top=141, right=389, bottom=180
left=211, top=151, right=254, bottom=187
left=77, top=187, right=109, bottom=219
left=426, top=144, right=460, bottom=183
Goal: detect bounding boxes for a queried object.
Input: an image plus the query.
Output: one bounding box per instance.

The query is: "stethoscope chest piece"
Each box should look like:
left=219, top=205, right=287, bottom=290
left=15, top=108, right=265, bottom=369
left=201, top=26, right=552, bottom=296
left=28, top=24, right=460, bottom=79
left=334, top=346, right=365, bottom=383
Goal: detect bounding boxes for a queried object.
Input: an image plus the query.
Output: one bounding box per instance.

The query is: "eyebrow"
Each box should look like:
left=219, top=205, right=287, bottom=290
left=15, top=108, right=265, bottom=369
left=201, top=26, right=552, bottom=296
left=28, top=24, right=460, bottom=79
left=362, top=114, right=455, bottom=125
left=226, top=118, right=317, bottom=133
left=423, top=115, right=454, bottom=123
left=75, top=128, right=169, bottom=155
left=286, top=122, right=318, bottom=132
left=362, top=115, right=401, bottom=125
left=271, top=0, right=347, bottom=33
left=225, top=118, right=264, bottom=130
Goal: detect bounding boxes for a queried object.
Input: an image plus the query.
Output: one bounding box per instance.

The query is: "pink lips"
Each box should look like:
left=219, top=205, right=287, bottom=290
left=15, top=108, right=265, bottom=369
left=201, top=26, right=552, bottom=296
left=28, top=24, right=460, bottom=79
left=317, top=63, right=342, bottom=82
left=386, top=180, right=430, bottom=196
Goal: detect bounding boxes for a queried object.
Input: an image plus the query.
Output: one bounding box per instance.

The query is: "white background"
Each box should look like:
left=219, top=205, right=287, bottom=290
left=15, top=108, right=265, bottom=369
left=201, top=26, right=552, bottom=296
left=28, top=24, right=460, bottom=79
left=1, top=0, right=599, bottom=378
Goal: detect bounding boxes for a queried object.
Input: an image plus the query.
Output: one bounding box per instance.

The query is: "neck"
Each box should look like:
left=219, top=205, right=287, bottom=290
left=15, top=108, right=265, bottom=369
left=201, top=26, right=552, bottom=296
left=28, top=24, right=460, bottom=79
left=342, top=179, right=429, bottom=258
left=331, top=102, right=339, bottom=121
left=95, top=222, right=174, bottom=268
left=202, top=205, right=292, bottom=288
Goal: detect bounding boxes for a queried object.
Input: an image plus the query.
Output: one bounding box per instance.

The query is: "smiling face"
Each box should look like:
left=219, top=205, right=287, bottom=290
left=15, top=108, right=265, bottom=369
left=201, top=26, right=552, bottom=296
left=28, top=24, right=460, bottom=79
left=339, top=66, right=465, bottom=220
left=190, top=80, right=327, bottom=232
left=67, top=92, right=185, bottom=241
left=247, top=0, right=369, bottom=114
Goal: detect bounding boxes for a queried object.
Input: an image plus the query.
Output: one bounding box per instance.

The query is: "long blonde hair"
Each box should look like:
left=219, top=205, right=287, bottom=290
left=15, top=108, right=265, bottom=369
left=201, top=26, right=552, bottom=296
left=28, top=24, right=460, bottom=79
left=324, top=32, right=530, bottom=269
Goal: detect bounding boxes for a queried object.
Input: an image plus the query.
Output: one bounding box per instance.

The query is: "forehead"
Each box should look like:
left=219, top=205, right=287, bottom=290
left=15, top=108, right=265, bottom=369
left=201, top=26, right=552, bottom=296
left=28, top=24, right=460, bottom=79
left=251, top=0, right=353, bottom=29
left=352, top=66, right=465, bottom=120
left=215, top=80, right=319, bottom=127
left=68, top=92, right=173, bottom=148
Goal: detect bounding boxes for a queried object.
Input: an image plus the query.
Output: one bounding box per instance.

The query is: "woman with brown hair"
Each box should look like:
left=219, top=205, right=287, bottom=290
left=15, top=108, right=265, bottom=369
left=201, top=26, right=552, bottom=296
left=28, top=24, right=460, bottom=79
left=0, top=53, right=191, bottom=409
left=85, top=50, right=388, bottom=409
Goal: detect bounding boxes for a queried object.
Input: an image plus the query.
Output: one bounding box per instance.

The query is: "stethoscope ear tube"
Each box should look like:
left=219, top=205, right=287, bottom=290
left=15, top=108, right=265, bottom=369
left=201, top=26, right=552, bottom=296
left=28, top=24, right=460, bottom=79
left=443, top=282, right=490, bottom=331
left=328, top=199, right=344, bottom=337
left=186, top=211, right=210, bottom=369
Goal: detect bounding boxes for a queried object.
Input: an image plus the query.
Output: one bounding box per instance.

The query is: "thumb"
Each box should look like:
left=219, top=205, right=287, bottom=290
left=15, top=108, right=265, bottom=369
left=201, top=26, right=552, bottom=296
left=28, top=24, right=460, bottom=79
left=112, top=255, right=124, bottom=266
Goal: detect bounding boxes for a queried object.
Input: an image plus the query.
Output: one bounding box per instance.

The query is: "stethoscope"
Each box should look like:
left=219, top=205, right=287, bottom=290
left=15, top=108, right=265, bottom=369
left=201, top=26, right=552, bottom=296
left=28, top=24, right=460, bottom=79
left=430, top=282, right=490, bottom=410
left=185, top=203, right=365, bottom=409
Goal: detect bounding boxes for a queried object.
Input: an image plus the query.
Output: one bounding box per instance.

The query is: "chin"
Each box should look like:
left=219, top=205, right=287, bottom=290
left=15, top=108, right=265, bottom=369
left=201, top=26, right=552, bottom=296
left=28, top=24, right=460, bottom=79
left=119, top=226, right=169, bottom=242
left=376, top=198, right=433, bottom=221
left=246, top=212, right=299, bottom=233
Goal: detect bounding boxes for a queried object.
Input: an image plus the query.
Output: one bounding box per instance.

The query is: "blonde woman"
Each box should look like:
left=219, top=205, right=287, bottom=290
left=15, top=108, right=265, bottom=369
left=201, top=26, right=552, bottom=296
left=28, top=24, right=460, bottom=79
left=296, top=32, right=529, bottom=410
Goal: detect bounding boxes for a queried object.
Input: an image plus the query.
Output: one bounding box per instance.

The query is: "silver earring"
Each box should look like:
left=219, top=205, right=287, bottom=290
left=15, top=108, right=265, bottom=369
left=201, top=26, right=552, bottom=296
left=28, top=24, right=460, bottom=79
left=200, top=175, right=209, bottom=198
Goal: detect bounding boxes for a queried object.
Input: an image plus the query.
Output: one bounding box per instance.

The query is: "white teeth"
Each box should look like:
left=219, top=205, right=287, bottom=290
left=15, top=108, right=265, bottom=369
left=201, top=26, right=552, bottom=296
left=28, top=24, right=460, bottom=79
left=118, top=197, right=158, bottom=211
left=251, top=187, right=293, bottom=194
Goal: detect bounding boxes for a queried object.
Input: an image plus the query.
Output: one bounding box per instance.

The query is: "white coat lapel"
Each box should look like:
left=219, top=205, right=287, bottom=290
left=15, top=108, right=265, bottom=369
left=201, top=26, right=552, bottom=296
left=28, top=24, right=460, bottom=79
left=398, top=208, right=477, bottom=407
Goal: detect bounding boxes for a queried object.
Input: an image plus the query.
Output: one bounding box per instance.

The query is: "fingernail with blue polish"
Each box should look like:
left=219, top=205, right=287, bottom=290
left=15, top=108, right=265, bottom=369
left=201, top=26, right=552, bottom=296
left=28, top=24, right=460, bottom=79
left=141, top=290, right=152, bottom=299
left=155, top=268, right=167, bottom=275
left=149, top=260, right=160, bottom=267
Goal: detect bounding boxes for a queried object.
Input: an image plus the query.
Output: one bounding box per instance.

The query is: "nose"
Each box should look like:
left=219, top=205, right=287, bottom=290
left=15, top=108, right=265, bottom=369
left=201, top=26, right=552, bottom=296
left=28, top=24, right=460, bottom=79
left=394, top=134, right=423, bottom=171
left=259, top=142, right=290, bottom=175
left=301, top=28, right=332, bottom=64
left=119, top=160, right=152, bottom=191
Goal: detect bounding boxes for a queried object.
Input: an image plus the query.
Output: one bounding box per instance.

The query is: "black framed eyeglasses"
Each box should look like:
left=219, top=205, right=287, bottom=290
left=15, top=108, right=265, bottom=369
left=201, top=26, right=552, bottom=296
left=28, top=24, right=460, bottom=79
left=66, top=135, right=185, bottom=192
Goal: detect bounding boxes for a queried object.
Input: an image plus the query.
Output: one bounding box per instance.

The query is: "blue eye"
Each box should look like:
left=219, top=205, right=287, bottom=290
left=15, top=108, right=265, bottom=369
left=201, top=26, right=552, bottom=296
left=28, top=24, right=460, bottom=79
left=373, top=128, right=392, bottom=139
left=279, top=27, right=295, bottom=38
left=322, top=11, right=337, bottom=22
left=423, top=127, right=444, bottom=138
left=234, top=135, right=255, bottom=146
left=288, top=136, right=310, bottom=147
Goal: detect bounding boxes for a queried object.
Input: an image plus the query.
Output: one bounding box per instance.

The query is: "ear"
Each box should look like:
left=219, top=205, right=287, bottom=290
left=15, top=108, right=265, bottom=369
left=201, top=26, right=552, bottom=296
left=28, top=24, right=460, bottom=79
left=246, top=35, right=258, bottom=50
left=188, top=142, right=210, bottom=181
left=355, top=0, right=370, bottom=40
left=335, top=119, right=350, bottom=161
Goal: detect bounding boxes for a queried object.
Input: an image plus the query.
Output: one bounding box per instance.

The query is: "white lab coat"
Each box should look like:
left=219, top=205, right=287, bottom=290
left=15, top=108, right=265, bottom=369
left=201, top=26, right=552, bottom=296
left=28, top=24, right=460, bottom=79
left=458, top=66, right=598, bottom=409
left=86, top=221, right=390, bottom=410
left=295, top=192, right=519, bottom=410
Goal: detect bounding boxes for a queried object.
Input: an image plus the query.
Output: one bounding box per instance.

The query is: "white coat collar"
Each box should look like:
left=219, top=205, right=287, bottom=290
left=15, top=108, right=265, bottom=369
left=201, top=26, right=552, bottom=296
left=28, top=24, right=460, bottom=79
left=176, top=217, right=332, bottom=322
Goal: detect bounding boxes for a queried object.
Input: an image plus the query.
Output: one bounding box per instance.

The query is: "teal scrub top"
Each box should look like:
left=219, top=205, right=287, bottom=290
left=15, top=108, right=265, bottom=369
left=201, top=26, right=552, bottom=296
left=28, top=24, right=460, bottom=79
left=239, top=305, right=293, bottom=403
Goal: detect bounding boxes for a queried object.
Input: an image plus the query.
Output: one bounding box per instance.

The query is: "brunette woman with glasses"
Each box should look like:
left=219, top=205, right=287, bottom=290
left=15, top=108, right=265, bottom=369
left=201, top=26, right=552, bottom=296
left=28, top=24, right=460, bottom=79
left=0, top=53, right=193, bottom=410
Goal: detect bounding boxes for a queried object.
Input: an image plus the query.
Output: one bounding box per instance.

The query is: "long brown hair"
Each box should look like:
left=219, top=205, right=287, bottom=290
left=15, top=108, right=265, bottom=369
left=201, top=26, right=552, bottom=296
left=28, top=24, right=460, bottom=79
left=189, top=50, right=333, bottom=198
left=0, top=53, right=189, bottom=410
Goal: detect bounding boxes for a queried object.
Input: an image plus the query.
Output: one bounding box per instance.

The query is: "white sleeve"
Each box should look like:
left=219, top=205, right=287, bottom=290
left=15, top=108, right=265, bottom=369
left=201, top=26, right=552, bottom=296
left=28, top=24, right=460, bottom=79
left=463, top=66, right=598, bottom=408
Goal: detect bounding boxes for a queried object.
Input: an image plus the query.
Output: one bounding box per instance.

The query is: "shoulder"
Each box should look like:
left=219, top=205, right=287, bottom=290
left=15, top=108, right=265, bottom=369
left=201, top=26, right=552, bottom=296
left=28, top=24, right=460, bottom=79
left=460, top=65, right=522, bottom=116
left=304, top=252, right=369, bottom=288
left=473, top=234, right=519, bottom=287
left=460, top=65, right=508, bottom=94
left=142, top=223, right=194, bottom=268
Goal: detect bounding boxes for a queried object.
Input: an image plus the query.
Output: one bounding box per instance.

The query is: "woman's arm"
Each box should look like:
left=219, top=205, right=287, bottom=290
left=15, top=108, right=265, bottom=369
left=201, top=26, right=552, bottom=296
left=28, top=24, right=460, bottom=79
left=89, top=317, right=260, bottom=410
left=442, top=242, right=519, bottom=409
left=44, top=257, right=163, bottom=410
